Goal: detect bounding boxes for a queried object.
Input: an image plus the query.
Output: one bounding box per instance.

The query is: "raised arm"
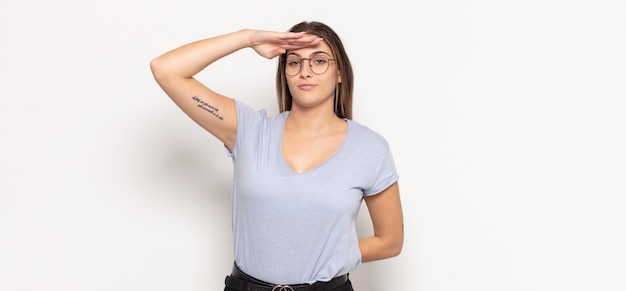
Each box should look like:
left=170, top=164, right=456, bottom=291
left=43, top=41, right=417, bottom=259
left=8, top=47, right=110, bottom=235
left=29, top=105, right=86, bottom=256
left=359, top=182, right=404, bottom=262
left=150, top=29, right=322, bottom=151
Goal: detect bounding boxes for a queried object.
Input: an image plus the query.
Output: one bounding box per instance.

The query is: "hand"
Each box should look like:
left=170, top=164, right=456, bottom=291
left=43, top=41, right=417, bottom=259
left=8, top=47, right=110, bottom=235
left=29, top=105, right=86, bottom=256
left=248, top=29, right=322, bottom=59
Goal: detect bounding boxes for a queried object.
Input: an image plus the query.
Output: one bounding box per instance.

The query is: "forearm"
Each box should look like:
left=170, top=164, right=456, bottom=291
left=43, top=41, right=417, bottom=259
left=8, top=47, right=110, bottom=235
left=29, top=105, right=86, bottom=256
left=150, top=29, right=252, bottom=81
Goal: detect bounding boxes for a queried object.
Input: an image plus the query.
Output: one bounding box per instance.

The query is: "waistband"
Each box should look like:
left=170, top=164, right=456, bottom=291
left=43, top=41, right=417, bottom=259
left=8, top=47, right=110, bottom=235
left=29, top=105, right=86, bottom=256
left=224, top=263, right=349, bottom=291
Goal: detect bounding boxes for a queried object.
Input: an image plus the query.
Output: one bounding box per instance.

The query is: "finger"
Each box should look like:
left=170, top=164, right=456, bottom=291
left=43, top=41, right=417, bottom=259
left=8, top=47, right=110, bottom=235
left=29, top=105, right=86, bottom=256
left=276, top=32, right=319, bottom=43
left=281, top=37, right=322, bottom=49
left=281, top=35, right=322, bottom=45
left=276, top=31, right=308, bottom=40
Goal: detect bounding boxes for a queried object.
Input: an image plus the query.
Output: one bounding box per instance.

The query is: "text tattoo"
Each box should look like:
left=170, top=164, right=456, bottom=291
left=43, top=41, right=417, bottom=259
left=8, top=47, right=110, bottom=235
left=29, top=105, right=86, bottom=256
left=192, top=96, right=224, bottom=121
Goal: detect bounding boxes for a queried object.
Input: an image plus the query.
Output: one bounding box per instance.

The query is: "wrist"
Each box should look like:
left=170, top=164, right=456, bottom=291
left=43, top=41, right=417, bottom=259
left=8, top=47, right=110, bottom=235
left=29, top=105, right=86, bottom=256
left=238, top=29, right=255, bottom=48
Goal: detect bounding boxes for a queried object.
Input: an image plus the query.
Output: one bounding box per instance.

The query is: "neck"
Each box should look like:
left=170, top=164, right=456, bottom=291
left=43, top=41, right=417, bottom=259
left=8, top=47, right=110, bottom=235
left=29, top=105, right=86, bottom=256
left=286, top=106, right=343, bottom=135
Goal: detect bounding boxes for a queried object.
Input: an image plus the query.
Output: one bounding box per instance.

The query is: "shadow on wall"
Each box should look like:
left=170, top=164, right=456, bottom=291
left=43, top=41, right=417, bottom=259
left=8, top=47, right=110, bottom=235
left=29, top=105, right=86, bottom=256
left=134, top=110, right=234, bottom=202
left=130, top=111, right=236, bottom=273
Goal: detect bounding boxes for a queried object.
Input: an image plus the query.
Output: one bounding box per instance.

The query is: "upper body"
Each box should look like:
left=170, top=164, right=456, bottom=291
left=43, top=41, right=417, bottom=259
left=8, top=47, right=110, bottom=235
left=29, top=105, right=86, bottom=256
left=230, top=100, right=398, bottom=283
left=150, top=21, right=404, bottom=284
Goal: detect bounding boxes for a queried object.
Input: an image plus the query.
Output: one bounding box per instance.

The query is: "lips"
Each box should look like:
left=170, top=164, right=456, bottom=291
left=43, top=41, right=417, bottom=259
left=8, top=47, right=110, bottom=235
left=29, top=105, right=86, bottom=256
left=298, top=84, right=317, bottom=90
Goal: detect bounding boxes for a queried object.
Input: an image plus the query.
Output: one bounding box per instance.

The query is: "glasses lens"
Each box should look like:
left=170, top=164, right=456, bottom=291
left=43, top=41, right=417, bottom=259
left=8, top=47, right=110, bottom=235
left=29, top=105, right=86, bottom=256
left=285, top=55, right=301, bottom=76
left=310, top=54, right=330, bottom=75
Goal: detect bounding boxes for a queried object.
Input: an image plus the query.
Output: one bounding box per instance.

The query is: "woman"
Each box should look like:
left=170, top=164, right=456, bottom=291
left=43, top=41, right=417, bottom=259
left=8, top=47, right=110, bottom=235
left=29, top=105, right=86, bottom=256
left=150, top=21, right=404, bottom=291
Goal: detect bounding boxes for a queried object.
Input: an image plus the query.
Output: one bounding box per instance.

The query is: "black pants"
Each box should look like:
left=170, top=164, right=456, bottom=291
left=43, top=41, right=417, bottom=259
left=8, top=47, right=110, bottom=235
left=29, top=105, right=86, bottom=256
left=223, top=281, right=353, bottom=291
left=224, top=264, right=354, bottom=291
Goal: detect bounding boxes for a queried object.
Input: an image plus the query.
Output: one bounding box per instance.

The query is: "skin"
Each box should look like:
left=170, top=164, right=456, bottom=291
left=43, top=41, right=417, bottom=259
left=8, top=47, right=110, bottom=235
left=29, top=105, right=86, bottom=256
left=150, top=28, right=403, bottom=263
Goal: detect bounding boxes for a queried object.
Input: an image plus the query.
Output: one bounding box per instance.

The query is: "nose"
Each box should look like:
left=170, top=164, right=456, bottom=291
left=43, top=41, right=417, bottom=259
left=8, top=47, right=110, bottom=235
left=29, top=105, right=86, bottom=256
left=299, top=59, right=312, bottom=78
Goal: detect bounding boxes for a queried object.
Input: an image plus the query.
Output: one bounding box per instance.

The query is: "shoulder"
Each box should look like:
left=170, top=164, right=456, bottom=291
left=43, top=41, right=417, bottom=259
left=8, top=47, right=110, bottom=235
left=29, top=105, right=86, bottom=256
left=347, top=119, right=390, bottom=149
left=235, top=100, right=267, bottom=120
left=235, top=100, right=288, bottom=125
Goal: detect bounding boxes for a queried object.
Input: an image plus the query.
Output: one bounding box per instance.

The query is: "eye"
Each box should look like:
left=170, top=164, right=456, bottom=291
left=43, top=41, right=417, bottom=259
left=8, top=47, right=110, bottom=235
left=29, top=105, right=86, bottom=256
left=312, top=58, right=327, bottom=65
left=286, top=57, right=301, bottom=67
left=311, top=54, right=330, bottom=65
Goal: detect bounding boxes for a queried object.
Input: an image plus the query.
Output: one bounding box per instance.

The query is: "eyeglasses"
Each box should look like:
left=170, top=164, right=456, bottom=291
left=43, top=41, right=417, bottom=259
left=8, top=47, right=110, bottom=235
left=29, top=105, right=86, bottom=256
left=284, top=53, right=335, bottom=76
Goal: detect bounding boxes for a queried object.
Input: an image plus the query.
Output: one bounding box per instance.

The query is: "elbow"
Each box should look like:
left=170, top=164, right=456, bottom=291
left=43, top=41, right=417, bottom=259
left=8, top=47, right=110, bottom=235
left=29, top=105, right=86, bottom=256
left=149, top=57, right=167, bottom=82
left=381, top=227, right=404, bottom=259
left=381, top=225, right=404, bottom=259
left=387, top=236, right=404, bottom=258
left=361, top=235, right=403, bottom=263
left=150, top=57, right=188, bottom=86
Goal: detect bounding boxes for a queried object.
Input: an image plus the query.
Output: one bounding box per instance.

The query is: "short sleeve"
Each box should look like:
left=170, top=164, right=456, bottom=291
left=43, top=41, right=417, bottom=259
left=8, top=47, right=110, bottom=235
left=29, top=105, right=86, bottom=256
left=363, top=147, right=399, bottom=196
left=225, top=100, right=267, bottom=158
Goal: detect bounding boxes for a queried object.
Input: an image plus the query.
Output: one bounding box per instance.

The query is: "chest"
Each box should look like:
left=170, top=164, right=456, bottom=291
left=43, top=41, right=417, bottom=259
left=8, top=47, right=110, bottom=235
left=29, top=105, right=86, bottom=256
left=281, top=129, right=346, bottom=174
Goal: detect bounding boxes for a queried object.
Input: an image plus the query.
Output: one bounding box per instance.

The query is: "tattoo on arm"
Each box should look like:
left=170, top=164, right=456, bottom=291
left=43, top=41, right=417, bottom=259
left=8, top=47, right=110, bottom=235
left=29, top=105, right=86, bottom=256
left=192, top=96, right=224, bottom=121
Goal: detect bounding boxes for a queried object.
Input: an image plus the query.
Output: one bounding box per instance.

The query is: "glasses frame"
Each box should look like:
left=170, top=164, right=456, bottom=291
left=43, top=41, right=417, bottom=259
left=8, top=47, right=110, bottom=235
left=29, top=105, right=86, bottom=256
left=283, top=52, right=336, bottom=76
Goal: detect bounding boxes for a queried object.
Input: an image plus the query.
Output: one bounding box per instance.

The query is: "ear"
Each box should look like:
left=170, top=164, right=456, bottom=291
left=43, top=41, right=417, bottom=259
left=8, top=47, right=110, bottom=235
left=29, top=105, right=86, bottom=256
left=337, top=71, right=342, bottom=83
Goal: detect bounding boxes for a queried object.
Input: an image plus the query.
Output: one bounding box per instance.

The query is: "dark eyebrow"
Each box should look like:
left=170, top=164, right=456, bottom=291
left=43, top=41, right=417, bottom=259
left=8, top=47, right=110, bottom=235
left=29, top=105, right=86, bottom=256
left=286, top=51, right=332, bottom=58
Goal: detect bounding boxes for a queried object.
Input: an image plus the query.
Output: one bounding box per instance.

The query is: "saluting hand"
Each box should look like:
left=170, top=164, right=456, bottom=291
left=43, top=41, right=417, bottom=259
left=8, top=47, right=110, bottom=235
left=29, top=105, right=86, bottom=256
left=248, top=30, right=322, bottom=59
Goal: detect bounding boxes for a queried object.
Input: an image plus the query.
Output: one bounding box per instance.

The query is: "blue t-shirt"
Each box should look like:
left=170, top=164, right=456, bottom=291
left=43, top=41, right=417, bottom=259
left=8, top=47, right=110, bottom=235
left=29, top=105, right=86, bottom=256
left=227, top=100, right=399, bottom=284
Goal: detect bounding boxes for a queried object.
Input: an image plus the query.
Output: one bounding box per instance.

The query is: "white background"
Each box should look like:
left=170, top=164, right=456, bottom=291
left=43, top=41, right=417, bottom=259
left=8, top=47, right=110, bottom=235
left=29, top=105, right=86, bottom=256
left=1, top=0, right=625, bottom=290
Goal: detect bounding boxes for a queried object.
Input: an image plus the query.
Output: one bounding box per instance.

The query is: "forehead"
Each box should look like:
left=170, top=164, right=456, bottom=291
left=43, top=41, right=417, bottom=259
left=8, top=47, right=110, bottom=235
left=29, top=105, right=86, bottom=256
left=287, top=39, right=333, bottom=57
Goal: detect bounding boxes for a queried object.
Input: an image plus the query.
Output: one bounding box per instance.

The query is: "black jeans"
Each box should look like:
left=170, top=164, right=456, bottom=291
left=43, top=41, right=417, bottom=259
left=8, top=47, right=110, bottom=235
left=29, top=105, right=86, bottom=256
left=223, top=280, right=354, bottom=291
left=223, top=264, right=354, bottom=291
